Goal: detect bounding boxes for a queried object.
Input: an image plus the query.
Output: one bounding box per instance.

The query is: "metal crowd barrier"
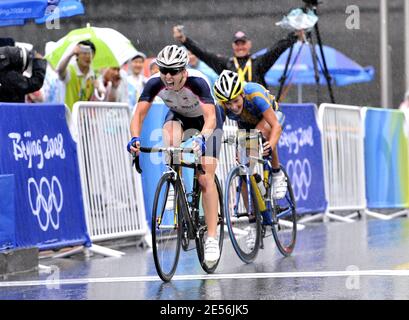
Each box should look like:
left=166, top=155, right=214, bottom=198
left=71, top=102, right=148, bottom=247
left=216, top=118, right=238, bottom=194
left=318, top=104, right=366, bottom=223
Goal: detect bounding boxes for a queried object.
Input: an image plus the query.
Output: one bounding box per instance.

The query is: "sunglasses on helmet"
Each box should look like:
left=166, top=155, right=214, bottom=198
left=159, top=66, right=184, bottom=76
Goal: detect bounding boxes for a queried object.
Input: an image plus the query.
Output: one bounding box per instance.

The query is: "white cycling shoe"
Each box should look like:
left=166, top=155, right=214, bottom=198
left=272, top=170, right=287, bottom=200
left=244, top=226, right=256, bottom=251
left=204, top=237, right=220, bottom=268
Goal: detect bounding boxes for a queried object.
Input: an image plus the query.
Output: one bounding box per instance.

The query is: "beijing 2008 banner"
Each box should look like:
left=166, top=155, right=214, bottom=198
left=364, top=108, right=409, bottom=209
left=278, top=104, right=327, bottom=215
left=0, top=103, right=91, bottom=250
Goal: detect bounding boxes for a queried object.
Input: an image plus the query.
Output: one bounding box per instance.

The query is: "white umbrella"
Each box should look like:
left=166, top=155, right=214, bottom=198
left=45, top=24, right=139, bottom=70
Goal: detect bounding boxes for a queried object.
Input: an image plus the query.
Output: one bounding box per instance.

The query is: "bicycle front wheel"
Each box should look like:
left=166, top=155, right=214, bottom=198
left=271, top=165, right=297, bottom=257
left=224, top=166, right=261, bottom=263
left=151, top=173, right=182, bottom=282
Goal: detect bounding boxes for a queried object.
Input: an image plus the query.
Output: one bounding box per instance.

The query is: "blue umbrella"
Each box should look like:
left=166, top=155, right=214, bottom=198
left=35, top=0, right=85, bottom=24
left=0, top=19, right=26, bottom=27
left=0, top=0, right=84, bottom=27
left=254, top=41, right=375, bottom=87
left=0, top=0, right=48, bottom=20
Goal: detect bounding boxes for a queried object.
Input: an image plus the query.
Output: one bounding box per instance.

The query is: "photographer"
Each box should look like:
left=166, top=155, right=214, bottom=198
left=0, top=38, right=47, bottom=103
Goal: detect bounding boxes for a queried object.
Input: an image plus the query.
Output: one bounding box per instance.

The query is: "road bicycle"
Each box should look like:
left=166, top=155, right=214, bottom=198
left=223, top=130, right=297, bottom=263
left=134, top=146, right=224, bottom=282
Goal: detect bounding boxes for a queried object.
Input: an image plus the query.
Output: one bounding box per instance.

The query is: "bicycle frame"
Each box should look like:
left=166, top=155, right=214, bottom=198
left=170, top=161, right=206, bottom=240
left=231, top=131, right=273, bottom=219
left=134, top=146, right=205, bottom=238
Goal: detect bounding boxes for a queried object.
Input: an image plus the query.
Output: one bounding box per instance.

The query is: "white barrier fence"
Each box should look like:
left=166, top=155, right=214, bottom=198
left=216, top=118, right=238, bottom=194
left=317, top=104, right=366, bottom=223
left=72, top=102, right=148, bottom=249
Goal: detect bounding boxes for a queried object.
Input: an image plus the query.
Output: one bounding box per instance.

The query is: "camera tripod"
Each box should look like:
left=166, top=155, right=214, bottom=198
left=276, top=0, right=335, bottom=104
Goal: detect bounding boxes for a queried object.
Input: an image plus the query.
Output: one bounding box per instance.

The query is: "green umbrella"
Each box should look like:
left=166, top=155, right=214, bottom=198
left=45, top=24, right=139, bottom=70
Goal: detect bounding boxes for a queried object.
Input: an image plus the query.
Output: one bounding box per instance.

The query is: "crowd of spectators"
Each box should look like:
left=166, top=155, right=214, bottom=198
left=3, top=26, right=406, bottom=110
left=1, top=24, right=298, bottom=112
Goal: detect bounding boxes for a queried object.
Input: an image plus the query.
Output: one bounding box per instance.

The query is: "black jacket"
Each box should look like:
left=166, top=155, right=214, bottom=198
left=183, top=33, right=298, bottom=88
left=0, top=58, right=47, bottom=103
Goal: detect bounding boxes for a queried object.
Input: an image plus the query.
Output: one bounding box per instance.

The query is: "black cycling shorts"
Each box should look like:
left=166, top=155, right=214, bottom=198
left=163, top=106, right=224, bottom=159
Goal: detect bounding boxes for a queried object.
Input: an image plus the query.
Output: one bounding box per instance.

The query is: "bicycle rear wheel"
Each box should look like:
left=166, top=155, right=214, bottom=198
left=225, top=166, right=261, bottom=263
left=195, top=175, right=224, bottom=273
left=271, top=165, right=297, bottom=257
left=151, top=173, right=182, bottom=282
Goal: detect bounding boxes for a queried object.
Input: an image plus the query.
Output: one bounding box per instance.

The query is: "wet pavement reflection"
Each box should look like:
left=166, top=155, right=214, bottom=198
left=2, top=217, right=409, bottom=299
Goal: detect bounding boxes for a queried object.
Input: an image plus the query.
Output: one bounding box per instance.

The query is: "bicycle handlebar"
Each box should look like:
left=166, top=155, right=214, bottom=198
left=223, top=131, right=263, bottom=144
left=132, top=146, right=205, bottom=175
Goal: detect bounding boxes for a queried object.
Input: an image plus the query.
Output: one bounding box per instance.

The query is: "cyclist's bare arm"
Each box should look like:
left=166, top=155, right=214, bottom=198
left=130, top=101, right=153, bottom=154
left=261, top=108, right=282, bottom=151
left=200, top=103, right=217, bottom=138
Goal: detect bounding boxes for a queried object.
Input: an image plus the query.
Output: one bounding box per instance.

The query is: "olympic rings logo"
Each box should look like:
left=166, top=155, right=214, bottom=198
left=28, top=176, right=63, bottom=232
left=286, top=159, right=312, bottom=201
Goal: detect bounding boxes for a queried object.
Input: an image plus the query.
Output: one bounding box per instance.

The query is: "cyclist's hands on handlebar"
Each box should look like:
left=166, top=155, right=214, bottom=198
left=192, top=134, right=206, bottom=158
left=262, top=141, right=273, bottom=157
left=127, top=136, right=141, bottom=156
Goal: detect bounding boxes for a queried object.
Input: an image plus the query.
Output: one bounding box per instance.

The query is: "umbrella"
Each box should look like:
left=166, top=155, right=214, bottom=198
left=35, top=0, right=84, bottom=24
left=0, top=0, right=48, bottom=20
left=0, top=0, right=84, bottom=27
left=254, top=41, right=375, bottom=87
left=45, top=24, right=139, bottom=70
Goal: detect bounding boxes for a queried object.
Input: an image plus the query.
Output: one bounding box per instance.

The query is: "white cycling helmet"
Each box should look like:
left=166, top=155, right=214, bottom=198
left=213, top=70, right=244, bottom=103
left=156, top=45, right=189, bottom=69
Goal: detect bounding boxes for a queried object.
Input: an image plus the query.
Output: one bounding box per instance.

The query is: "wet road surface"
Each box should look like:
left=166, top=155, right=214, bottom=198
left=2, top=217, right=409, bottom=300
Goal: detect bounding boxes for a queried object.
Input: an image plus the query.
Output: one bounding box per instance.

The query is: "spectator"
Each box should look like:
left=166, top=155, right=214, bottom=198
left=127, top=52, right=147, bottom=109
left=99, top=66, right=128, bottom=103
left=0, top=38, right=47, bottom=103
left=41, top=41, right=64, bottom=104
left=57, top=40, right=101, bottom=111
left=186, top=49, right=218, bottom=87
left=149, top=58, right=160, bottom=76
left=399, top=89, right=409, bottom=110
left=146, top=59, right=163, bottom=105
left=26, top=90, right=44, bottom=103
left=173, top=26, right=302, bottom=88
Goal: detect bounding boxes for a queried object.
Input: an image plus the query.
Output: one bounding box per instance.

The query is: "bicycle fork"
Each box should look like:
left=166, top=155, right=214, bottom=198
left=237, top=167, right=267, bottom=249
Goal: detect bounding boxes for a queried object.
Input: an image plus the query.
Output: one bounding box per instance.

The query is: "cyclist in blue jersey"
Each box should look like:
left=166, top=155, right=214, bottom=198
left=214, top=70, right=288, bottom=202
left=127, top=45, right=224, bottom=267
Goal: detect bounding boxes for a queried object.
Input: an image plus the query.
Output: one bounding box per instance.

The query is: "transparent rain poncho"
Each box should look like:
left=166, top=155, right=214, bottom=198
left=275, top=8, right=319, bottom=31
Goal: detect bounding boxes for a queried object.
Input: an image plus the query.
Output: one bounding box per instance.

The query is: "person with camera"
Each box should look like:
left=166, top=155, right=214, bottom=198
left=173, top=26, right=303, bottom=89
left=0, top=38, right=47, bottom=103
left=57, top=40, right=103, bottom=111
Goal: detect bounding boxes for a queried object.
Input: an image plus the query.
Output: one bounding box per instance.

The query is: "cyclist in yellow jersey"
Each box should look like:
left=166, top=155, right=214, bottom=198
left=214, top=70, right=287, bottom=201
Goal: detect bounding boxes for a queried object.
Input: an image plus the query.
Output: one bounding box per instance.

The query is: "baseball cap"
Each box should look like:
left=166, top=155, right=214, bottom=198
left=233, top=31, right=249, bottom=43
left=131, top=51, right=147, bottom=61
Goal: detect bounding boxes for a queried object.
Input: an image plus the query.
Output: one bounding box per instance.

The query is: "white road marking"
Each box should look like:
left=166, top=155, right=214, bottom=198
left=2, top=269, right=409, bottom=287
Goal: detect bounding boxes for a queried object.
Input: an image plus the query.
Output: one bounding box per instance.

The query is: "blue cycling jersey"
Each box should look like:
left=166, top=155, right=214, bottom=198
left=221, top=82, right=279, bottom=129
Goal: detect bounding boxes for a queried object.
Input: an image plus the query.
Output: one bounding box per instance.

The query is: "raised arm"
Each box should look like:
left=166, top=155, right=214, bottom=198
left=57, top=45, right=79, bottom=80
left=173, top=25, right=229, bottom=74
left=256, top=32, right=300, bottom=76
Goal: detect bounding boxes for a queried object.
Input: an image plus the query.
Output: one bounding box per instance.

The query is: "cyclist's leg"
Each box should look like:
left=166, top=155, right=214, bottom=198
left=163, top=110, right=184, bottom=165
left=256, top=113, right=287, bottom=200
left=163, top=110, right=183, bottom=147
left=199, top=108, right=224, bottom=238
left=198, top=156, right=218, bottom=238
